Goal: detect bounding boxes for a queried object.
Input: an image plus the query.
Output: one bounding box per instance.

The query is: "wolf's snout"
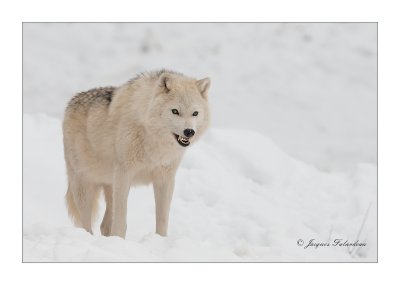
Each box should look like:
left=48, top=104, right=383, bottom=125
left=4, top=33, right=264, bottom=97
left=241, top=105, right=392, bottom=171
left=183, top=129, right=195, bottom=138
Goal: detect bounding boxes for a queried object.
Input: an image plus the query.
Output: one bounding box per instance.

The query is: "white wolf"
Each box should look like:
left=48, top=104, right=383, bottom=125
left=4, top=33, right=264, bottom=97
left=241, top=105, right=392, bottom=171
left=63, top=70, right=211, bottom=238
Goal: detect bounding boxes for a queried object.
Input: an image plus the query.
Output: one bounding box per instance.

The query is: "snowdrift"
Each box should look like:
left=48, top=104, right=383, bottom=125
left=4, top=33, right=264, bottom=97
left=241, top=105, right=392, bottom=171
left=23, top=114, right=376, bottom=262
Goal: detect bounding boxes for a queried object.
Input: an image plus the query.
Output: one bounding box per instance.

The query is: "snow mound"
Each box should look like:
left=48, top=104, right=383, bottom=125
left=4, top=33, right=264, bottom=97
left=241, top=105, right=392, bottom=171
left=23, top=114, right=376, bottom=262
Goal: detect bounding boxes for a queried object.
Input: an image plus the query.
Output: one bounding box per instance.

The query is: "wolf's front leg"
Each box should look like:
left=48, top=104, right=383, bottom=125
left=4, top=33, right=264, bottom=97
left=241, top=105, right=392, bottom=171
left=153, top=167, right=176, bottom=237
left=100, top=184, right=113, bottom=236
left=110, top=165, right=131, bottom=238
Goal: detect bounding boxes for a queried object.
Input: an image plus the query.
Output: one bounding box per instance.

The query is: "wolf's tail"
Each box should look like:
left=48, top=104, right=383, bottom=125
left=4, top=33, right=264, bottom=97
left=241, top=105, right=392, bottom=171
left=65, top=183, right=100, bottom=227
left=65, top=185, right=81, bottom=226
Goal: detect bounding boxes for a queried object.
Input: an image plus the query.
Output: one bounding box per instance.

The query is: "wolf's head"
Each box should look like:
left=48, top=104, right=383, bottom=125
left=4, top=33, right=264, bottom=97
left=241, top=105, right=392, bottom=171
left=146, top=71, right=211, bottom=148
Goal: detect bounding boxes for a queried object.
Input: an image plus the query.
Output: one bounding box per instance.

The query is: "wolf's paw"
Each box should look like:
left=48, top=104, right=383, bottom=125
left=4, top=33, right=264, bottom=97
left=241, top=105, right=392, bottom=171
left=100, top=220, right=111, bottom=236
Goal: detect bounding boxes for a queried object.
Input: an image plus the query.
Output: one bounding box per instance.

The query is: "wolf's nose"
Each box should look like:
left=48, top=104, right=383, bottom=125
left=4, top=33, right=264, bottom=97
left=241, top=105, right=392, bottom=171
left=183, top=129, right=195, bottom=138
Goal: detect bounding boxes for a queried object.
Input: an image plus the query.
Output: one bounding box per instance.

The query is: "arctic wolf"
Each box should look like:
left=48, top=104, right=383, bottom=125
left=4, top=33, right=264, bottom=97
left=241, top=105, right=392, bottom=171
left=63, top=70, right=211, bottom=238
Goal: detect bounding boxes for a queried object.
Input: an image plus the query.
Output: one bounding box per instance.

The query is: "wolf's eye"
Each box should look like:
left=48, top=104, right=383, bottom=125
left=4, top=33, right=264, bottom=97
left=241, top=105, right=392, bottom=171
left=192, top=111, right=198, bottom=116
left=171, top=109, right=179, bottom=115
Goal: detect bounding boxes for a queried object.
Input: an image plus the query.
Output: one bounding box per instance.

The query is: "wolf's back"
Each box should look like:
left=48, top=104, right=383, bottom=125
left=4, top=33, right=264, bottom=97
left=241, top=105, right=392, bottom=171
left=65, top=86, right=116, bottom=114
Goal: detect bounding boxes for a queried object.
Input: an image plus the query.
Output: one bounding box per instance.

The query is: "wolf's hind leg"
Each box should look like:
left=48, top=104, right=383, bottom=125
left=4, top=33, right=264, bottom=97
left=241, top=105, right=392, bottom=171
left=100, top=184, right=113, bottom=236
left=109, top=166, right=131, bottom=238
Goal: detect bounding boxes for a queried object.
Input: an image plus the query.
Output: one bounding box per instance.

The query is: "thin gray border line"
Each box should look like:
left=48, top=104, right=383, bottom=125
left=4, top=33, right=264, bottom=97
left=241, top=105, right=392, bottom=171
left=22, top=21, right=24, bottom=264
left=22, top=22, right=378, bottom=23
left=22, top=22, right=378, bottom=264
left=376, top=22, right=378, bottom=263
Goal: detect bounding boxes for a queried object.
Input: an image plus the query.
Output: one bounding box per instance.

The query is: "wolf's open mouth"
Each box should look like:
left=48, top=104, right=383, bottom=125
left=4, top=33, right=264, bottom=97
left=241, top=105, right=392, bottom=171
left=174, top=134, right=190, bottom=147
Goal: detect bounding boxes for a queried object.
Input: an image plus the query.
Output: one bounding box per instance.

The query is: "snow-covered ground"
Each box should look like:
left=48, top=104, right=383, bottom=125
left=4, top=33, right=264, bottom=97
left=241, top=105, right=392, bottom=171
left=23, top=23, right=377, bottom=262
left=23, top=114, right=376, bottom=261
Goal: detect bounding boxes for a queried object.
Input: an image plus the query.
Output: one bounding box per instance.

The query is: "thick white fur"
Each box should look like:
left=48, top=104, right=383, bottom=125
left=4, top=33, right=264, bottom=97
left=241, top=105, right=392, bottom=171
left=63, top=71, right=210, bottom=238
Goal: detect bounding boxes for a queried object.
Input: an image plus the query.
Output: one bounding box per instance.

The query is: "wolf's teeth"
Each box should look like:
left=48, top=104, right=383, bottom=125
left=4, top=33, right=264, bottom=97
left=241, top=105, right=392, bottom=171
left=177, top=135, right=189, bottom=145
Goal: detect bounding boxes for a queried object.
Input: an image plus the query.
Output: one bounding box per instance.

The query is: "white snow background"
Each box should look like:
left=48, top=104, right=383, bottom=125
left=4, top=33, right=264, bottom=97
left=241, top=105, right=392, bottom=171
left=23, top=23, right=377, bottom=262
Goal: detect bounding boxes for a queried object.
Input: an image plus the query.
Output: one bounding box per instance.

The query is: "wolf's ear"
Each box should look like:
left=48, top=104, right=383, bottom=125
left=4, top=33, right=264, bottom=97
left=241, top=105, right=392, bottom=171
left=196, top=77, right=211, bottom=98
left=159, top=74, right=172, bottom=93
